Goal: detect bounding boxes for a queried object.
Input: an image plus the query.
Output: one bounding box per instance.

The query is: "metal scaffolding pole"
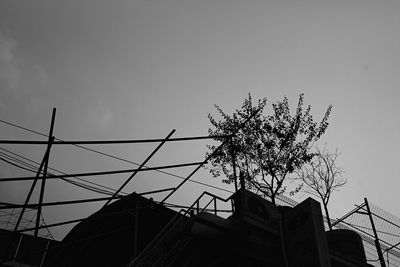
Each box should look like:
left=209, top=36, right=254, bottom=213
left=0, top=162, right=202, bottom=183
left=364, top=198, right=386, bottom=267
left=0, top=135, right=230, bottom=145
left=103, top=129, right=175, bottom=207
left=0, top=161, right=203, bottom=182
left=13, top=139, right=54, bottom=232
left=161, top=108, right=261, bottom=204
left=35, top=108, right=56, bottom=237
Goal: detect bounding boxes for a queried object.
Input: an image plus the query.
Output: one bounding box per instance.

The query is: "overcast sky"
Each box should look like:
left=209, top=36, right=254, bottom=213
left=1, top=0, right=400, bottom=240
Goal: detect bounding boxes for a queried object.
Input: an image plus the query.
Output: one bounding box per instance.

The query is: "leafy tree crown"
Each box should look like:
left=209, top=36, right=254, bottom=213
left=206, top=93, right=332, bottom=205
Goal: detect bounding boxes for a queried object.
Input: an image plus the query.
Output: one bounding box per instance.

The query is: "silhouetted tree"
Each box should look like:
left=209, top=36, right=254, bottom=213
left=206, top=93, right=332, bottom=205
left=297, top=146, right=347, bottom=230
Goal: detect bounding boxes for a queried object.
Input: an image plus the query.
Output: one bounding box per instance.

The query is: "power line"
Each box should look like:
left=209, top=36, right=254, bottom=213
left=0, top=155, right=37, bottom=173
left=0, top=145, right=232, bottom=200
left=0, top=118, right=233, bottom=194
left=0, top=148, right=125, bottom=195
left=0, top=161, right=204, bottom=182
left=0, top=150, right=39, bottom=170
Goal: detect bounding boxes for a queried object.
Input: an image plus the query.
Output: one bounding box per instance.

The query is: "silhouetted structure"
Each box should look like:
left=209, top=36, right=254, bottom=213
left=0, top=109, right=394, bottom=266
left=0, top=228, right=59, bottom=266
left=38, top=189, right=372, bottom=266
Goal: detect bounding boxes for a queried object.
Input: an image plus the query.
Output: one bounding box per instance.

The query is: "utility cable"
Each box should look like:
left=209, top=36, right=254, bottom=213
left=0, top=156, right=38, bottom=173
left=0, top=147, right=125, bottom=194
left=0, top=162, right=204, bottom=182
left=0, top=118, right=233, bottom=194
left=0, top=147, right=128, bottom=195
left=0, top=153, right=116, bottom=195
left=0, top=151, right=38, bottom=170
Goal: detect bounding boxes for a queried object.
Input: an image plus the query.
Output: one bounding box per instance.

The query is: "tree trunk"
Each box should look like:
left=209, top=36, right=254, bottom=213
left=323, top=202, right=332, bottom=230
left=271, top=193, right=276, bottom=206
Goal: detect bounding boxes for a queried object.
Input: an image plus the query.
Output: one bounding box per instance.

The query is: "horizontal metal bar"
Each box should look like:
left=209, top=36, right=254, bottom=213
left=1, top=188, right=175, bottom=210
left=0, top=162, right=204, bottom=182
left=1, top=195, right=126, bottom=209
left=331, top=202, right=366, bottom=227
left=0, top=135, right=232, bottom=145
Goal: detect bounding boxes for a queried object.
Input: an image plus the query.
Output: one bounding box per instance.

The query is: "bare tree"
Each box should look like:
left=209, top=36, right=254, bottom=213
left=297, top=146, right=347, bottom=230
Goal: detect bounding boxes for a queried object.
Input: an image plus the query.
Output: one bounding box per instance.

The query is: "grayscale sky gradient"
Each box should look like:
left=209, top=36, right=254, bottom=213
left=1, top=0, right=400, bottom=240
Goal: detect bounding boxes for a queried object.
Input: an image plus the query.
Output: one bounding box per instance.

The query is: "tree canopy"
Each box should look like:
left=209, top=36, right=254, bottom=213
left=206, top=93, right=332, bottom=205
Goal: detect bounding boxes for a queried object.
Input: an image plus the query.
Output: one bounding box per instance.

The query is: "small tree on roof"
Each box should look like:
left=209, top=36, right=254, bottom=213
left=206, top=93, right=332, bottom=206
left=297, top=146, right=347, bottom=230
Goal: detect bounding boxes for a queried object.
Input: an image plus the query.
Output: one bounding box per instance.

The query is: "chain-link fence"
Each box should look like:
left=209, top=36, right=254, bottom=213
left=332, top=199, right=400, bottom=267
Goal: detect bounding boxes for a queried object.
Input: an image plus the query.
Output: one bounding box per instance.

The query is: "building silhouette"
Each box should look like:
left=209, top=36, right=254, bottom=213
left=11, top=189, right=371, bottom=267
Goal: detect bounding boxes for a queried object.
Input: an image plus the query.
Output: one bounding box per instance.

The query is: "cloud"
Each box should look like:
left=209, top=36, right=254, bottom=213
left=89, top=103, right=114, bottom=128
left=0, top=165, right=22, bottom=203
left=0, top=32, right=17, bottom=62
left=0, top=123, right=16, bottom=139
left=33, top=64, right=48, bottom=85
left=0, top=32, right=21, bottom=92
left=0, top=32, right=49, bottom=93
left=0, top=32, right=50, bottom=113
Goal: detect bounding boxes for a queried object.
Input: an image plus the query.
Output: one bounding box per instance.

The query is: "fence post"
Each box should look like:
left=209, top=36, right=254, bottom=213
left=39, top=240, right=51, bottom=267
left=13, top=234, right=23, bottom=262
left=364, top=198, right=386, bottom=267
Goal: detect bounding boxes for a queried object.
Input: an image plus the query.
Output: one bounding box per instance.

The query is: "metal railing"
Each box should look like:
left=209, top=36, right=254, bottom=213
left=128, top=191, right=235, bottom=266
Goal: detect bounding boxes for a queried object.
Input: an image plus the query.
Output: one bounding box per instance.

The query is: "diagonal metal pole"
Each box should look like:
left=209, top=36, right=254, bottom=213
left=35, top=108, right=56, bottom=237
left=13, top=140, right=54, bottom=232
left=103, top=129, right=175, bottom=207
left=364, top=198, right=386, bottom=267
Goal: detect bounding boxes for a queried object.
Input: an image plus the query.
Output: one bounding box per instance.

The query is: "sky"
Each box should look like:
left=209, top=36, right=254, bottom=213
left=1, top=0, right=400, bottom=240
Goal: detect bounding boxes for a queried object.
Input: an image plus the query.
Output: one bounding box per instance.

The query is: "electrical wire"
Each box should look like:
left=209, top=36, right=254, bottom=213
left=0, top=118, right=233, bottom=193
left=0, top=156, right=38, bottom=173
left=1, top=144, right=296, bottom=211
left=0, top=162, right=204, bottom=182
left=0, top=146, right=125, bottom=192
left=1, top=116, right=321, bottom=246
left=0, top=147, right=128, bottom=195
left=0, top=154, right=116, bottom=195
